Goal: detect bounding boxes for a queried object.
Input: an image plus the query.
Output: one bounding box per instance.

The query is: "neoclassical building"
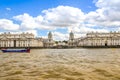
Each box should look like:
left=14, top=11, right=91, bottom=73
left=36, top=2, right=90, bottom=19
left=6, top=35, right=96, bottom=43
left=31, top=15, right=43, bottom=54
left=43, top=32, right=55, bottom=48
left=1, top=31, right=120, bottom=48
left=78, top=31, right=120, bottom=47
left=68, top=31, right=77, bottom=47
left=0, top=32, right=43, bottom=48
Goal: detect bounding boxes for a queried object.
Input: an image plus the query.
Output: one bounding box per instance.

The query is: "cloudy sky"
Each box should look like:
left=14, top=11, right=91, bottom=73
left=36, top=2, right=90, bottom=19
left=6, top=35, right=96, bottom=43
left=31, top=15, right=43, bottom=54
left=0, top=0, right=120, bottom=40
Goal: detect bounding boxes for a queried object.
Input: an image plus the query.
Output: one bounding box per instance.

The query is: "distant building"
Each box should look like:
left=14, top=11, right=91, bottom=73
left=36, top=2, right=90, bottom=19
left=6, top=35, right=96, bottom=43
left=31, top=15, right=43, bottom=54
left=54, top=41, right=68, bottom=48
left=43, top=32, right=55, bottom=48
left=68, top=31, right=77, bottom=47
left=0, top=32, right=43, bottom=48
left=1, top=31, right=120, bottom=48
left=78, top=31, right=120, bottom=47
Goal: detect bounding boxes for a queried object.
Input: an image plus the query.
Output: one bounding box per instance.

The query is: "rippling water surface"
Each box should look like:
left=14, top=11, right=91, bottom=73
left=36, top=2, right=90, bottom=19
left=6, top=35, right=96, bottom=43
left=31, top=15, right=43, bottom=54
left=0, top=48, right=120, bottom=80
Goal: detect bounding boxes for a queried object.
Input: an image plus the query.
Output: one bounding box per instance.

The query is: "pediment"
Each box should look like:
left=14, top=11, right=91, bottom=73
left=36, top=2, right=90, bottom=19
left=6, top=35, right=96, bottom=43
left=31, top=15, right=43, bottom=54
left=0, top=36, right=8, bottom=40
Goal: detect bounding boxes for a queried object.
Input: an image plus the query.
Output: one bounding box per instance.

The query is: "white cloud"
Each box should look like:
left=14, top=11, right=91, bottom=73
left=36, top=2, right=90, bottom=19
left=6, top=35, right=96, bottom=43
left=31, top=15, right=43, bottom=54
left=13, top=13, right=56, bottom=30
left=13, top=13, right=38, bottom=30
left=86, top=0, right=120, bottom=28
left=13, top=6, right=85, bottom=30
left=0, top=19, right=19, bottom=31
left=53, top=32, right=69, bottom=40
left=6, top=8, right=11, bottom=11
left=96, top=0, right=120, bottom=8
left=68, top=26, right=108, bottom=34
left=42, top=6, right=85, bottom=27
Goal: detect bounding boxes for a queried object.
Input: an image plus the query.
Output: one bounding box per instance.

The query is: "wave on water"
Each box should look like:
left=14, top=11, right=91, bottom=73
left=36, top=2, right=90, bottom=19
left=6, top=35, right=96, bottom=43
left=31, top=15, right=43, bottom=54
left=0, top=49, right=120, bottom=80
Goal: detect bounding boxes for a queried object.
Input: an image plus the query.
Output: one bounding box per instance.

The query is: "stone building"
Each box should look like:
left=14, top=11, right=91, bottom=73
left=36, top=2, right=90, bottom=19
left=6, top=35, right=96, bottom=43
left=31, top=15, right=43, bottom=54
left=78, top=32, right=120, bottom=47
left=43, top=32, right=55, bottom=48
left=68, top=31, right=77, bottom=47
left=0, top=32, right=43, bottom=48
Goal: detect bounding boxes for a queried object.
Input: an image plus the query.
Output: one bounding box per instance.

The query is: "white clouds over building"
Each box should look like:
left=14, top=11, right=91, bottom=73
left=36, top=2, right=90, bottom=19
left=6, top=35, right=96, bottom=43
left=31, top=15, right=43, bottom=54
left=1, top=0, right=120, bottom=40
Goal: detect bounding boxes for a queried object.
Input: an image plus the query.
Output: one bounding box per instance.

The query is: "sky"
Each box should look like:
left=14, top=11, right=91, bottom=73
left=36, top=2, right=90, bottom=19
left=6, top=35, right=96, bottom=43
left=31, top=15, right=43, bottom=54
left=0, top=0, right=120, bottom=40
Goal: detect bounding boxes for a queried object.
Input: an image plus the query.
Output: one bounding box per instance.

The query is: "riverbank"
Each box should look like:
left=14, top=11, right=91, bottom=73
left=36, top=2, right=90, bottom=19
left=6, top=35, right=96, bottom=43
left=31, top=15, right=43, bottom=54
left=1, top=45, right=120, bottom=49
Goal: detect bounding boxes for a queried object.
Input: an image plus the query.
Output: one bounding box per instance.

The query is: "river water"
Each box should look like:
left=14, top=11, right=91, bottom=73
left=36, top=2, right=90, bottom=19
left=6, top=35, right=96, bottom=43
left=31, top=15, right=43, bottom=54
left=0, top=49, right=120, bottom=80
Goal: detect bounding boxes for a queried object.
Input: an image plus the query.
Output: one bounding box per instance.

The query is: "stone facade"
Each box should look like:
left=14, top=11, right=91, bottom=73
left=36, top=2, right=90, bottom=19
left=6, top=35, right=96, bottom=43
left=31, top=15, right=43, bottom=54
left=43, top=32, right=55, bottom=48
left=78, top=32, right=120, bottom=47
left=1, top=31, right=120, bottom=48
left=68, top=31, right=77, bottom=47
left=0, top=32, right=43, bottom=48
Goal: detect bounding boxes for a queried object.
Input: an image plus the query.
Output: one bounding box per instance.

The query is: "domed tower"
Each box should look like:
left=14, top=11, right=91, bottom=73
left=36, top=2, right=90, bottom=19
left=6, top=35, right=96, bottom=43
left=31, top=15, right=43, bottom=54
left=48, top=31, right=53, bottom=42
left=68, top=31, right=77, bottom=47
left=69, top=31, right=74, bottom=41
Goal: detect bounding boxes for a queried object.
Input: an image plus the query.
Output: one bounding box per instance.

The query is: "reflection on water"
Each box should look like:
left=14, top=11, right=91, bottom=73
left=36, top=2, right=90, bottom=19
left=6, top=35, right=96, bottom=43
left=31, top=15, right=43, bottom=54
left=0, top=49, right=120, bottom=80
